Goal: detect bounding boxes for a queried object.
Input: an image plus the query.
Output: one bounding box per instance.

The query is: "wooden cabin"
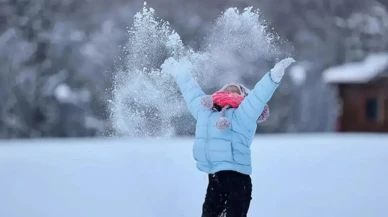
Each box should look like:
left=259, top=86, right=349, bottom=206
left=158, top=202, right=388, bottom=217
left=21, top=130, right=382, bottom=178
left=323, top=53, right=388, bottom=132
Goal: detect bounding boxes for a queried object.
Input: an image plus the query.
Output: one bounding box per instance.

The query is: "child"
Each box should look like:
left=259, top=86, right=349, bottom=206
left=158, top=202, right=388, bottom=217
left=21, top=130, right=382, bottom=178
left=161, top=57, right=295, bottom=217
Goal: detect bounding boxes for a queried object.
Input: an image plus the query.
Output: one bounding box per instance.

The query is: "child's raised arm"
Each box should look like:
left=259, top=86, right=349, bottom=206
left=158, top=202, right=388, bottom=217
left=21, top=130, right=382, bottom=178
left=161, top=57, right=206, bottom=120
left=232, top=58, right=295, bottom=129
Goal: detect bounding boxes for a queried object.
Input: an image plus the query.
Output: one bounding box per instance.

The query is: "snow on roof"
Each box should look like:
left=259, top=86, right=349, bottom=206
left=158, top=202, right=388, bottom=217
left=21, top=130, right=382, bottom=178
left=322, top=53, right=388, bottom=83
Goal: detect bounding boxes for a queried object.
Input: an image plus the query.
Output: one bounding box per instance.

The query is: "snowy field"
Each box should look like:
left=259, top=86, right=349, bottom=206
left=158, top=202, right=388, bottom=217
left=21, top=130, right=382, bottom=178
left=0, top=134, right=388, bottom=217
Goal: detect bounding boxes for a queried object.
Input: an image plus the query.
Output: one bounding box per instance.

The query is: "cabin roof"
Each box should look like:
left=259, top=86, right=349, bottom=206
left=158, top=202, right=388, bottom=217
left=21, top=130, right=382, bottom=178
left=322, top=53, right=388, bottom=84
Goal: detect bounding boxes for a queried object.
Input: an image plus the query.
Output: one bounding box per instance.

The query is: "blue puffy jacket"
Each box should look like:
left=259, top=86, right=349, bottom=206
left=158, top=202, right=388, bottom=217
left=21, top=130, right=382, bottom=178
left=173, top=69, right=279, bottom=175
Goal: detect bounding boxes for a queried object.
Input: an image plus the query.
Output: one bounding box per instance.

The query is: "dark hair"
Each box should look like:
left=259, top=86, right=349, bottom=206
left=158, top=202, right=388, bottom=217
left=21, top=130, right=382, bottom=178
left=213, top=104, right=223, bottom=112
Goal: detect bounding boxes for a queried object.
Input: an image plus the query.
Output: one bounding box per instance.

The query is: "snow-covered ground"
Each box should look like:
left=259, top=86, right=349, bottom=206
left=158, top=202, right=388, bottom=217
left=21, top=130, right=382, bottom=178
left=0, top=134, right=388, bottom=217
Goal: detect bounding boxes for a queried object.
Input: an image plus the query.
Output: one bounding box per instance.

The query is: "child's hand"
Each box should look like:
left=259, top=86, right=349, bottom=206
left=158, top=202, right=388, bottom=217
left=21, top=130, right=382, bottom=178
left=269, top=57, right=296, bottom=83
left=161, top=57, right=193, bottom=77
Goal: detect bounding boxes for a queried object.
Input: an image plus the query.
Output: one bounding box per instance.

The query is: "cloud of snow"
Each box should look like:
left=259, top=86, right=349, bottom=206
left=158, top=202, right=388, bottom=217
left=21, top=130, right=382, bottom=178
left=190, top=7, right=283, bottom=87
left=110, top=3, right=286, bottom=137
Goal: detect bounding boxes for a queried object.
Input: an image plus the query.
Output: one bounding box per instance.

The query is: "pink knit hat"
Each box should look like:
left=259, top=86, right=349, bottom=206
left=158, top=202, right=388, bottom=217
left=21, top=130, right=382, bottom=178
left=201, top=83, right=270, bottom=130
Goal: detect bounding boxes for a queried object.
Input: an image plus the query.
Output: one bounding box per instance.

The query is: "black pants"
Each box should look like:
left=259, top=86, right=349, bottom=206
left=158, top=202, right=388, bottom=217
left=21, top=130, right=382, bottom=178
left=201, top=170, right=252, bottom=217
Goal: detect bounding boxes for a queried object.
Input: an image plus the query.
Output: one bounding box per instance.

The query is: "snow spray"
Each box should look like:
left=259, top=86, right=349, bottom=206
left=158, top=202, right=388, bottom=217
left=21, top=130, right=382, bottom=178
left=110, top=2, right=285, bottom=137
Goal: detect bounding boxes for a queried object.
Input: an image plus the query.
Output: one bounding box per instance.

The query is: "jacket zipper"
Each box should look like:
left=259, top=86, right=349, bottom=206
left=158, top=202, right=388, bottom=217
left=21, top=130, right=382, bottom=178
left=205, top=114, right=211, bottom=168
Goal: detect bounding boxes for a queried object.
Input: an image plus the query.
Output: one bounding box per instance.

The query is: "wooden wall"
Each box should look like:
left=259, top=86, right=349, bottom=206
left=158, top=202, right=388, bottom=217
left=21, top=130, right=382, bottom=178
left=338, top=78, right=388, bottom=132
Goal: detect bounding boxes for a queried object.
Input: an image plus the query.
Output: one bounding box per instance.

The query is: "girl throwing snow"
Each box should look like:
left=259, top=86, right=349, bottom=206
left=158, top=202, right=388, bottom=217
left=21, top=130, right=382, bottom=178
left=161, top=57, right=295, bottom=217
